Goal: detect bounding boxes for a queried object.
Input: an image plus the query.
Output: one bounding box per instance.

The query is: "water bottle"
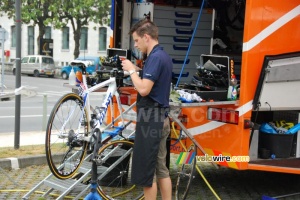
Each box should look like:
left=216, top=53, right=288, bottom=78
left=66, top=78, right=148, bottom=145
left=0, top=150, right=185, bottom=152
left=227, top=74, right=238, bottom=100
left=76, top=71, right=83, bottom=86
left=286, top=123, right=300, bottom=134
left=69, top=67, right=76, bottom=86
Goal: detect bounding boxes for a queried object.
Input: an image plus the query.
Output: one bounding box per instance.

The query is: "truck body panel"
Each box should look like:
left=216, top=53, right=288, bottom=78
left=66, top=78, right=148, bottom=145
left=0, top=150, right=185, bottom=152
left=111, top=0, right=300, bottom=174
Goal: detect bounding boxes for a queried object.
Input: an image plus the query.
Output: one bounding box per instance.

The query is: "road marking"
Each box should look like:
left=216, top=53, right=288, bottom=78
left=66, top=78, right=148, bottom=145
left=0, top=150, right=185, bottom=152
left=0, top=115, right=50, bottom=118
left=37, top=91, right=70, bottom=97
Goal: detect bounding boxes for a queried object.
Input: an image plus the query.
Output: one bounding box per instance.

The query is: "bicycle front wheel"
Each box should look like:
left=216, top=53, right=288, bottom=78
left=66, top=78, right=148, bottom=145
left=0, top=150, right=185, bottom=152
left=175, top=143, right=197, bottom=200
left=45, top=93, right=89, bottom=179
left=97, top=140, right=144, bottom=200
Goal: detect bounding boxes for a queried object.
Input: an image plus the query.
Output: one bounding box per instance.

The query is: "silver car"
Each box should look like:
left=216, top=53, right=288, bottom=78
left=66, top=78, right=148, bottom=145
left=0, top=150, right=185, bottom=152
left=13, top=55, right=56, bottom=77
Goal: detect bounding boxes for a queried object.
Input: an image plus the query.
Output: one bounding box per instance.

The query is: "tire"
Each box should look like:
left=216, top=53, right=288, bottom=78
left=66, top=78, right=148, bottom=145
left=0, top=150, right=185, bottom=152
left=34, top=70, right=40, bottom=77
left=175, top=144, right=197, bottom=200
left=62, top=72, right=68, bottom=80
left=45, top=93, right=89, bottom=179
left=97, top=140, right=144, bottom=200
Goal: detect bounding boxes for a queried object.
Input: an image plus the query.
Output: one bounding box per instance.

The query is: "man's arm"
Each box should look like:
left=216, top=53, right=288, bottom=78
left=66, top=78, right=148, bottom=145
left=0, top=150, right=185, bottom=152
left=130, top=72, right=154, bottom=96
left=122, top=59, right=154, bottom=96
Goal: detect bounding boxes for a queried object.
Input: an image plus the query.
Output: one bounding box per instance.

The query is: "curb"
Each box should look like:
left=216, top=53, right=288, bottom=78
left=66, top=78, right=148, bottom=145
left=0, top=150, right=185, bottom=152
left=0, top=155, right=47, bottom=170
left=0, top=154, right=64, bottom=170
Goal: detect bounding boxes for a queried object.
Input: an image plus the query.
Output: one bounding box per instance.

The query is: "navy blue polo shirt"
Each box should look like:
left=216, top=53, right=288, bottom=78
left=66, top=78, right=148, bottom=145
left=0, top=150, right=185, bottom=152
left=143, top=45, right=173, bottom=108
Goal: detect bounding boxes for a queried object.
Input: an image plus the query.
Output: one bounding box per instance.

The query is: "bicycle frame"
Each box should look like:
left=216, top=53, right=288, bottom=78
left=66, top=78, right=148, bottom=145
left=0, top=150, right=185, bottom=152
left=74, top=69, right=131, bottom=142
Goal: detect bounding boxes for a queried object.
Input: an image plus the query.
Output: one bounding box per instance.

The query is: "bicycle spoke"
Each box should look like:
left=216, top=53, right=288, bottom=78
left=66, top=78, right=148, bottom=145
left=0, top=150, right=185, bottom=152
left=175, top=144, right=197, bottom=200
left=46, top=93, right=88, bottom=179
left=97, top=140, right=144, bottom=200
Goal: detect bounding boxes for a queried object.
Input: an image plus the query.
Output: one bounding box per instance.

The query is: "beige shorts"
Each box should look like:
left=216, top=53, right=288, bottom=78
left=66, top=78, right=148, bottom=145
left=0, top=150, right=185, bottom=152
left=153, top=117, right=170, bottom=182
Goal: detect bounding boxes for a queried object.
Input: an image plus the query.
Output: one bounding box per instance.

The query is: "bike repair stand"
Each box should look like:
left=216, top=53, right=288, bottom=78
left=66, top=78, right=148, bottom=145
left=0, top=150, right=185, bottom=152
left=84, top=128, right=102, bottom=200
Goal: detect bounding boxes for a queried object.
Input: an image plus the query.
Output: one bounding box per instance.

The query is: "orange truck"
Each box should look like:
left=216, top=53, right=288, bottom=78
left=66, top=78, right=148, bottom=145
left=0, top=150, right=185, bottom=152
left=110, top=0, right=300, bottom=174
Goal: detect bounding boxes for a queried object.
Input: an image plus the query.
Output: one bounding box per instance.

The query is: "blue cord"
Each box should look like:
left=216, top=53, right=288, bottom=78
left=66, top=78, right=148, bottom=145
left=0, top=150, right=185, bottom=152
left=171, top=129, right=183, bottom=146
left=175, top=0, right=206, bottom=87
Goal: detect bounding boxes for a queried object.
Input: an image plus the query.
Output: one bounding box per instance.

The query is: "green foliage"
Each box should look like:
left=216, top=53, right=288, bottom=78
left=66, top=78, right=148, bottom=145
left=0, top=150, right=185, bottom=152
left=0, top=0, right=16, bottom=18
left=0, top=0, right=111, bottom=58
left=48, top=0, right=111, bottom=58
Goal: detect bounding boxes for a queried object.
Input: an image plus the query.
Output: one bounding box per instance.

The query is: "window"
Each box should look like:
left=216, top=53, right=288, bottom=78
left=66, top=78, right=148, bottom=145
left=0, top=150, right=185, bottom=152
left=21, top=57, right=29, bottom=63
left=45, top=26, right=51, bottom=39
left=62, top=27, right=69, bottom=49
left=42, top=57, right=54, bottom=64
left=28, top=26, right=35, bottom=55
left=11, top=26, right=16, bottom=48
left=29, top=57, right=36, bottom=63
left=99, top=27, right=107, bottom=51
left=80, top=27, right=88, bottom=50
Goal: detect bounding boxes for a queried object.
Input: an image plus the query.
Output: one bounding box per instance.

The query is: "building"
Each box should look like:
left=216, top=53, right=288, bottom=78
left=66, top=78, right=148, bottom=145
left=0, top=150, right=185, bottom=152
left=0, top=13, right=112, bottom=68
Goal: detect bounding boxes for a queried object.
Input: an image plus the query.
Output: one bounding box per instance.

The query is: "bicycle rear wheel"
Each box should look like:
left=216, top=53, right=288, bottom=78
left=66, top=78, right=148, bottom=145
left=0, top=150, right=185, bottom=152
left=97, top=140, right=144, bottom=200
left=175, top=144, right=197, bottom=200
left=45, top=93, right=89, bottom=179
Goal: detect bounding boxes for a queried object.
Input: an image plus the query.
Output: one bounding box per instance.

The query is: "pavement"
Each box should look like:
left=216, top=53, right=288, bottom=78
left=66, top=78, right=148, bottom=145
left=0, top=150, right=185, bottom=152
left=1, top=149, right=300, bottom=199
left=0, top=131, right=46, bottom=170
left=1, top=127, right=300, bottom=199
left=0, top=86, right=44, bottom=170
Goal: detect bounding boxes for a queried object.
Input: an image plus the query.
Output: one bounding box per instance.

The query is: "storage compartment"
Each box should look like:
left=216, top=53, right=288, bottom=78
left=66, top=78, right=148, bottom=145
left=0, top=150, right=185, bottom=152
left=259, top=132, right=294, bottom=158
left=252, top=111, right=300, bottom=159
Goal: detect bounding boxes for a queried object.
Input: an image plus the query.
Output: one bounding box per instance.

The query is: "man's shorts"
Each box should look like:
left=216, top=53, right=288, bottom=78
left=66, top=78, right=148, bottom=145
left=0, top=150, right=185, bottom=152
left=153, top=117, right=170, bottom=182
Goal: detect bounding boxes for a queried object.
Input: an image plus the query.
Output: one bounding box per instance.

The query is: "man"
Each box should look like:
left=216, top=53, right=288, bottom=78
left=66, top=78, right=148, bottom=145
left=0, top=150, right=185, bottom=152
left=121, top=19, right=173, bottom=200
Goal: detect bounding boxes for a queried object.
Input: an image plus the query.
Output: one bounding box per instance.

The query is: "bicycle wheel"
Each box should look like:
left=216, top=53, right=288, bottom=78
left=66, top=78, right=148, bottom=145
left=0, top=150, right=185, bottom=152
left=97, top=140, right=144, bottom=200
left=175, top=144, right=197, bottom=200
left=45, top=93, right=89, bottom=179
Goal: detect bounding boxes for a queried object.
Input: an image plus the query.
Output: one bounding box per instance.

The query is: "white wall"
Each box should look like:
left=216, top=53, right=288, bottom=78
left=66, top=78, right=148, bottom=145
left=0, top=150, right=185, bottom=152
left=0, top=13, right=112, bottom=67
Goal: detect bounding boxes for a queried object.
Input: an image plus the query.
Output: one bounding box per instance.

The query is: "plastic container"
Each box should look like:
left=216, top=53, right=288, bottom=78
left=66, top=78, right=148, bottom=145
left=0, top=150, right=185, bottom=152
left=69, top=67, right=75, bottom=86
left=227, top=74, right=238, bottom=100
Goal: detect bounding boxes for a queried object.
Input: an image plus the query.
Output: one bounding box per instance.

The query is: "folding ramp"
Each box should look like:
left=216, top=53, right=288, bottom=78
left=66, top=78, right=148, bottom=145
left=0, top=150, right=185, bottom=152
left=21, top=153, right=106, bottom=200
left=22, top=105, right=137, bottom=199
left=21, top=128, right=136, bottom=199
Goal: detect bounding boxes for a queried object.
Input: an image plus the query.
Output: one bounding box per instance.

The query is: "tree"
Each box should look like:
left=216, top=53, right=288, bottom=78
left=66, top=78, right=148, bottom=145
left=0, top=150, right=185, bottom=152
left=47, top=0, right=111, bottom=59
left=0, top=0, right=56, bottom=54
left=0, top=0, right=15, bottom=18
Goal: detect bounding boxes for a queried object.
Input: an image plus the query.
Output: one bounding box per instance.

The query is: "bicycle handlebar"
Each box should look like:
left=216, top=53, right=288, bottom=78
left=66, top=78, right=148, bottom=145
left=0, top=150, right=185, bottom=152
left=95, top=68, right=139, bottom=78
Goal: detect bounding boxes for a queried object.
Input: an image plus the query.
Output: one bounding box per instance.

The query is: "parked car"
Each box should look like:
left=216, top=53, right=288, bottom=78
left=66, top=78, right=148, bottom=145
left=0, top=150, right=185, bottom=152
left=13, top=55, right=56, bottom=77
left=61, top=56, right=101, bottom=79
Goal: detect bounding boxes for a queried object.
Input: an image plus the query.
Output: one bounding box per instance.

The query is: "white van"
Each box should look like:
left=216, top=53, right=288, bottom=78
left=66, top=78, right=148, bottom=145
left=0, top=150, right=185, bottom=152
left=13, top=55, right=56, bottom=77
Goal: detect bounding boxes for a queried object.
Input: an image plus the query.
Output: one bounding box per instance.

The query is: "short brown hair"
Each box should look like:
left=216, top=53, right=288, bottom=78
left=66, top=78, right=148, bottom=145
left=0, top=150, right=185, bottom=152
left=129, top=19, right=158, bottom=40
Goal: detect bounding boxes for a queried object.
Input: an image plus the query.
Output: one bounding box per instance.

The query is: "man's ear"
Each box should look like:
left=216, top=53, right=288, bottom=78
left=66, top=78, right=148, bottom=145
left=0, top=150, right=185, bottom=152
left=143, top=34, right=150, bottom=41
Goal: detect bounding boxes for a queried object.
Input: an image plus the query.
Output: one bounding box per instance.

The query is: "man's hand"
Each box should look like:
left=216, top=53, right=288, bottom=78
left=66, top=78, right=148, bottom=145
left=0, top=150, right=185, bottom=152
left=121, top=59, right=136, bottom=72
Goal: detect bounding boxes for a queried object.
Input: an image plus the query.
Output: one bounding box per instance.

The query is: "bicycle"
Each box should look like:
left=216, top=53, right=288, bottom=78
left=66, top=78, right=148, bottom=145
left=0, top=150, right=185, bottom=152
left=45, top=57, right=144, bottom=199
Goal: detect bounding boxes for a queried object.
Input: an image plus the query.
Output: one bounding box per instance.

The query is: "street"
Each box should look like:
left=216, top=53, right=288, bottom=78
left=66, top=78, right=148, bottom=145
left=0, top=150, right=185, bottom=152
left=0, top=74, right=105, bottom=134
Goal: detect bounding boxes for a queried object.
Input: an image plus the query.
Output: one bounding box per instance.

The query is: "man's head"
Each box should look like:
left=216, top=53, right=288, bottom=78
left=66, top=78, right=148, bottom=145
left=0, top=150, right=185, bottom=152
left=129, top=19, right=158, bottom=39
left=129, top=19, right=159, bottom=54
